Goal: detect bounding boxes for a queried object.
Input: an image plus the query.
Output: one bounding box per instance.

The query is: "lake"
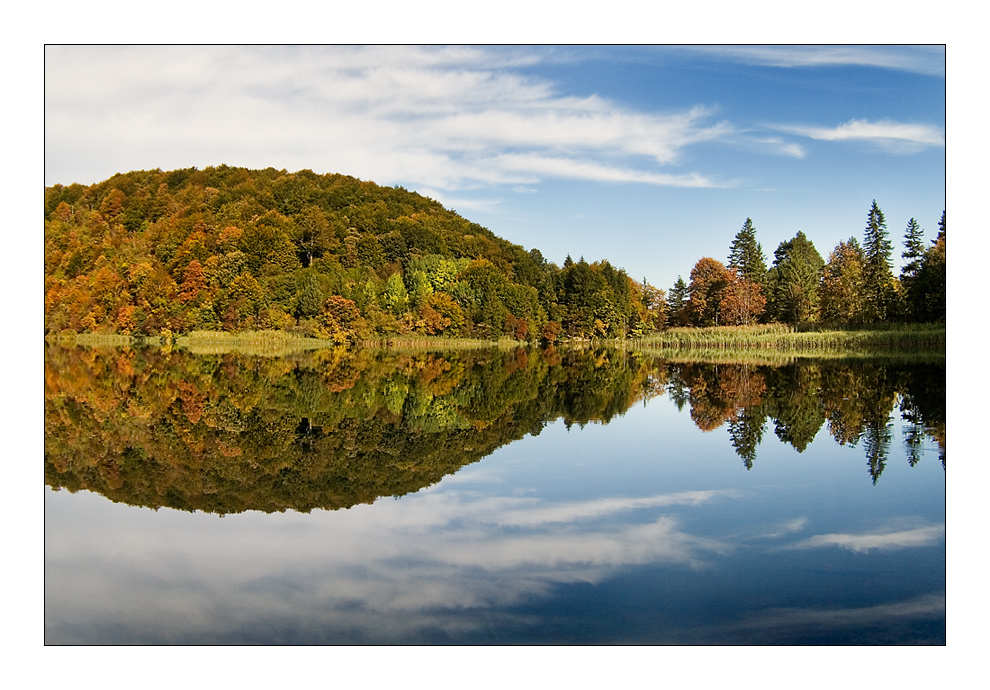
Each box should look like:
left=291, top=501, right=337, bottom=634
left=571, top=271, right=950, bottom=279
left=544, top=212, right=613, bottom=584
left=44, top=343, right=945, bottom=644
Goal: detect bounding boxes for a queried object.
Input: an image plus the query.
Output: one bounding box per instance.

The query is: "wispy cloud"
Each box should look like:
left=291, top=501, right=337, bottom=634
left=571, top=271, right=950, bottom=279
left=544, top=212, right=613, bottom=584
left=761, top=137, right=807, bottom=158
left=683, top=45, right=946, bottom=77
left=760, top=516, right=808, bottom=539
left=44, top=45, right=729, bottom=190
left=492, top=153, right=728, bottom=187
left=779, top=118, right=945, bottom=153
left=701, top=592, right=945, bottom=643
left=46, top=487, right=730, bottom=642
left=791, top=523, right=944, bottom=553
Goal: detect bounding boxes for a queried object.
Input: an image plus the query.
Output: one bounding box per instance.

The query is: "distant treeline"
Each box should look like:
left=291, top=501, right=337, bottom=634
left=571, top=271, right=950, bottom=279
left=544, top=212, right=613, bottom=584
left=669, top=207, right=946, bottom=329
left=44, top=166, right=945, bottom=343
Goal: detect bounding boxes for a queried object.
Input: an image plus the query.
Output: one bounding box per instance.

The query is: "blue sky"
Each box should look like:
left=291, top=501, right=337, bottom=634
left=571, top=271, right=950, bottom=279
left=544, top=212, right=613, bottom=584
left=44, top=45, right=945, bottom=292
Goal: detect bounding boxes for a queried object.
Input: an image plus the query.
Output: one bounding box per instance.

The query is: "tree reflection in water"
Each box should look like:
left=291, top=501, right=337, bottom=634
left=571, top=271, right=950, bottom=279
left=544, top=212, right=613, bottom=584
left=45, top=343, right=945, bottom=513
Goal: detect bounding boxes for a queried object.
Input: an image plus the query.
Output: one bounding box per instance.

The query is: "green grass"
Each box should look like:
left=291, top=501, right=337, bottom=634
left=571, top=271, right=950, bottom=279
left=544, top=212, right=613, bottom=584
left=47, top=323, right=945, bottom=360
left=46, top=331, right=136, bottom=348
left=175, top=330, right=339, bottom=356
left=629, top=323, right=945, bottom=358
left=361, top=335, right=520, bottom=351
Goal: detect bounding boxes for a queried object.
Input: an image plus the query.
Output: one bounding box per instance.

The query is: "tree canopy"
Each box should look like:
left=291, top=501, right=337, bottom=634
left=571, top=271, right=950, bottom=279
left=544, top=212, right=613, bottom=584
left=44, top=169, right=945, bottom=340
left=45, top=166, right=666, bottom=342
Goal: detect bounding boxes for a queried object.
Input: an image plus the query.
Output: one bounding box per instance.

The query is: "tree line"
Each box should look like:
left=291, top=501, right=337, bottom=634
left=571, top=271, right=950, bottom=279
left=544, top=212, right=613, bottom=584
left=667, top=203, right=946, bottom=328
left=45, top=166, right=945, bottom=344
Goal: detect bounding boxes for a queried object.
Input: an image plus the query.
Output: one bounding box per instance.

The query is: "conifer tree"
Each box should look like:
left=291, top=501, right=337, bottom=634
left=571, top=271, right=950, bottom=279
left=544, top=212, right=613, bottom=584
left=901, top=218, right=926, bottom=278
left=900, top=218, right=926, bottom=320
left=862, top=200, right=894, bottom=322
left=727, top=218, right=767, bottom=285
left=667, top=276, right=688, bottom=325
left=765, top=232, right=825, bottom=324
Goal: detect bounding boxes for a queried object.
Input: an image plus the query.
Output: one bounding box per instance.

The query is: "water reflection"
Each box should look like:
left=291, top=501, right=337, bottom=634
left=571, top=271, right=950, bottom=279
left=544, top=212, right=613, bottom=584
left=44, top=343, right=945, bottom=644
left=45, top=344, right=944, bottom=514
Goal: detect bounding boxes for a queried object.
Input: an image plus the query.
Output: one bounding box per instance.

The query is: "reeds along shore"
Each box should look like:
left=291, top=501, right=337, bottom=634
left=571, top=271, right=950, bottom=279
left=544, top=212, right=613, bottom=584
left=628, top=323, right=945, bottom=353
left=47, top=323, right=945, bottom=359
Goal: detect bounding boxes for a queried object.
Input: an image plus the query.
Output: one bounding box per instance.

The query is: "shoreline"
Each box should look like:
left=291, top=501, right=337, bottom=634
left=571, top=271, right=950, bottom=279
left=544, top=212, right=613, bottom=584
left=46, top=323, right=946, bottom=359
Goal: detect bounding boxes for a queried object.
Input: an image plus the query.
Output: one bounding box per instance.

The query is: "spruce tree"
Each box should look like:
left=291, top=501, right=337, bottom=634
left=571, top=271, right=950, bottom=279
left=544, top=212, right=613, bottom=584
left=727, top=217, right=767, bottom=285
left=862, top=200, right=894, bottom=322
left=900, top=218, right=926, bottom=320
left=667, top=276, right=688, bottom=324
left=765, top=232, right=825, bottom=324
left=901, top=218, right=926, bottom=278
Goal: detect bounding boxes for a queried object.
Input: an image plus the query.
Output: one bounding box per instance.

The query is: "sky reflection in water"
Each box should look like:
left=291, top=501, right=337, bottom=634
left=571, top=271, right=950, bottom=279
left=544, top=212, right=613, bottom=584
left=45, top=374, right=945, bottom=645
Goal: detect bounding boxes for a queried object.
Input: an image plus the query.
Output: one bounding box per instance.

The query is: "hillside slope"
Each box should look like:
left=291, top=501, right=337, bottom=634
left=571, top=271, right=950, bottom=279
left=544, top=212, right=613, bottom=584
left=45, top=166, right=665, bottom=341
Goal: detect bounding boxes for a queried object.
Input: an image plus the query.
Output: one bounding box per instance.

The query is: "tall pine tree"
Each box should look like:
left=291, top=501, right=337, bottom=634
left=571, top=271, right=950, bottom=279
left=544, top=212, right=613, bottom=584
left=862, top=200, right=894, bottom=323
left=727, top=218, right=767, bottom=285
left=901, top=218, right=926, bottom=277
left=667, top=276, right=688, bottom=325
left=900, top=217, right=926, bottom=321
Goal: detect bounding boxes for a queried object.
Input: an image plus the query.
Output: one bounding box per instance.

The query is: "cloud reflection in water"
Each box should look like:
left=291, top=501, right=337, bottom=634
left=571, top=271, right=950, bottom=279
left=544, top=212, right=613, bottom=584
left=46, top=486, right=738, bottom=643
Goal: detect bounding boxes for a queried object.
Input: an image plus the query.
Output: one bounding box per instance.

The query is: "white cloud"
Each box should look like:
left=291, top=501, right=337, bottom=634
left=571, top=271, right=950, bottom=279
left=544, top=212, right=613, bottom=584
left=752, top=137, right=807, bottom=158
left=489, top=489, right=732, bottom=526
left=760, top=516, right=808, bottom=539
left=780, top=118, right=945, bottom=152
left=713, top=592, right=945, bottom=642
left=683, top=45, right=946, bottom=77
left=791, top=523, right=945, bottom=553
left=44, top=45, right=731, bottom=190
left=46, top=486, right=732, bottom=643
left=491, top=153, right=728, bottom=187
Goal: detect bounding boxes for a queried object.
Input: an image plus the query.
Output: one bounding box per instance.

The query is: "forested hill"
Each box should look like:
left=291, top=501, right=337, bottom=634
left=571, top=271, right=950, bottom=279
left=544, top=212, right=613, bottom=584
left=44, top=166, right=666, bottom=342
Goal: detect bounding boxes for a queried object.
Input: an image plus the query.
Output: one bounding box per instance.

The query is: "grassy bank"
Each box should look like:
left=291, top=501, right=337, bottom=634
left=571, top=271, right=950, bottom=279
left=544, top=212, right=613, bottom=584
left=174, top=330, right=341, bottom=356
left=361, top=335, right=518, bottom=351
left=628, top=323, right=945, bottom=358
left=46, top=332, right=139, bottom=348
left=47, top=324, right=945, bottom=359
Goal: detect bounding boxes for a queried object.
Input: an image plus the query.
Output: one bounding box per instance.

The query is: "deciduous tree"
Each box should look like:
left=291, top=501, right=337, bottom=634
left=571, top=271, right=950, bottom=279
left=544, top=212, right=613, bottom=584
left=719, top=271, right=766, bottom=326
left=819, top=238, right=867, bottom=324
left=686, top=258, right=733, bottom=326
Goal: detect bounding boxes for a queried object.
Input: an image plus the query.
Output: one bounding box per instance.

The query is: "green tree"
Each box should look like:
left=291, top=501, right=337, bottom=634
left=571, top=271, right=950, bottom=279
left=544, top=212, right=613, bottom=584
left=901, top=218, right=926, bottom=279
left=727, top=218, right=768, bottom=285
left=899, top=218, right=927, bottom=321
left=861, top=200, right=895, bottom=323
left=381, top=272, right=410, bottom=314
left=293, top=206, right=337, bottom=268
left=667, top=276, right=688, bottom=326
left=728, top=408, right=766, bottom=470
left=819, top=238, right=867, bottom=324
left=765, top=232, right=825, bottom=324
left=296, top=275, right=326, bottom=319
left=914, top=224, right=945, bottom=322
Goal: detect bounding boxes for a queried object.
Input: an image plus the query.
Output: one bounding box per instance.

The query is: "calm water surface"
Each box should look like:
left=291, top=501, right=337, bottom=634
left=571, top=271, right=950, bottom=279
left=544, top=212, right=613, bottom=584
left=44, top=344, right=945, bottom=644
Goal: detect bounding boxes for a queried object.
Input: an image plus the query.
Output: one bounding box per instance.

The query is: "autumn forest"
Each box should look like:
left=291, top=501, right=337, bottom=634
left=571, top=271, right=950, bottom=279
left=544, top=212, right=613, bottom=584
left=44, top=166, right=946, bottom=344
